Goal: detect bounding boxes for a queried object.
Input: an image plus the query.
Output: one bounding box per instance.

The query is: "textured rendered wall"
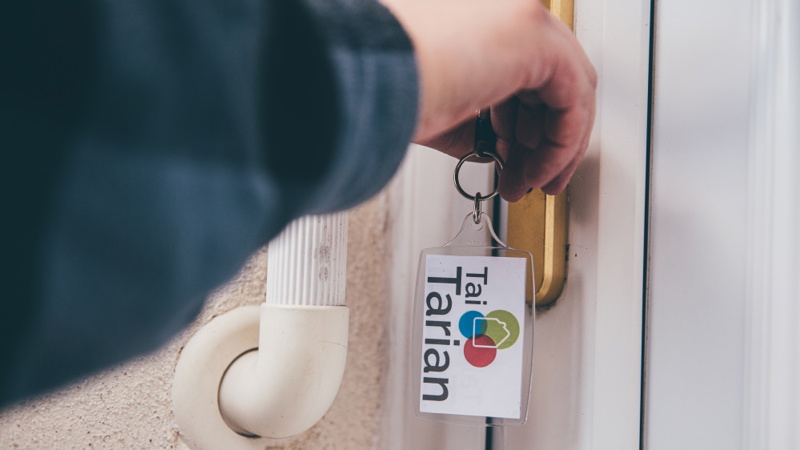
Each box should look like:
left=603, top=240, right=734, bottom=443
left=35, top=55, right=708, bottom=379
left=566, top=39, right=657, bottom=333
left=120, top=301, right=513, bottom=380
left=0, top=195, right=392, bottom=449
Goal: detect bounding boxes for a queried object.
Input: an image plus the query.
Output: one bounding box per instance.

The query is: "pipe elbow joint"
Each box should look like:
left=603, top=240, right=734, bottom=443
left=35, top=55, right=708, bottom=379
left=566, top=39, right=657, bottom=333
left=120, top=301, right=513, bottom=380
left=218, top=304, right=349, bottom=438
left=173, top=304, right=349, bottom=449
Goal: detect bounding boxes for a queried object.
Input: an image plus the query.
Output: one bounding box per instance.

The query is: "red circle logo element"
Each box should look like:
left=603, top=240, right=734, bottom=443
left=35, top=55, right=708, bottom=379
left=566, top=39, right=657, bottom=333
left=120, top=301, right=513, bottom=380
left=463, top=334, right=497, bottom=367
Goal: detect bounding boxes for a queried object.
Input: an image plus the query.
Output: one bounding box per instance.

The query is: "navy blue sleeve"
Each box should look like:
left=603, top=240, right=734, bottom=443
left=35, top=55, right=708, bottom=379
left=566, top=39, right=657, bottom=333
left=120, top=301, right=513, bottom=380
left=0, top=0, right=417, bottom=406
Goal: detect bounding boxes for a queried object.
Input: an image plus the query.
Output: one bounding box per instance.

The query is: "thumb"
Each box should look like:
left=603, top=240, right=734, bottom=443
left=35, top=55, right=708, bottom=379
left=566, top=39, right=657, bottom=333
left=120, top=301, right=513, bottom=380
left=497, top=142, right=530, bottom=202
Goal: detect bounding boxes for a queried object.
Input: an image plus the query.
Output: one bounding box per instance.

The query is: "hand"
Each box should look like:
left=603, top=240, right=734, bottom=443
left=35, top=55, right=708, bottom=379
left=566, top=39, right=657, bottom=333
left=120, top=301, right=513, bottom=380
left=382, top=0, right=596, bottom=200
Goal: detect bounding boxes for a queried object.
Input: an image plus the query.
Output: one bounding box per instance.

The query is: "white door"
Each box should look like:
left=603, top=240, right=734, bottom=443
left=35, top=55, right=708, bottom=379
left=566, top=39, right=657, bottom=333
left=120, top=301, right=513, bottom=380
left=382, top=0, right=799, bottom=448
left=383, top=0, right=650, bottom=448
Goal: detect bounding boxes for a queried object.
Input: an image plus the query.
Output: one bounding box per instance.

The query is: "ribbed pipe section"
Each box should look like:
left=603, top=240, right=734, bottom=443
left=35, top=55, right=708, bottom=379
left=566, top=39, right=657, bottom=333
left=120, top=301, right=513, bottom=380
left=266, top=213, right=348, bottom=306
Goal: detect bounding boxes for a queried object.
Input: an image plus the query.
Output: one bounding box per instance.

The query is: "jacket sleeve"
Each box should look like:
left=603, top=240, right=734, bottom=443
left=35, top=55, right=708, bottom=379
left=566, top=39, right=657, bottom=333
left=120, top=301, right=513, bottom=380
left=0, top=0, right=417, bottom=405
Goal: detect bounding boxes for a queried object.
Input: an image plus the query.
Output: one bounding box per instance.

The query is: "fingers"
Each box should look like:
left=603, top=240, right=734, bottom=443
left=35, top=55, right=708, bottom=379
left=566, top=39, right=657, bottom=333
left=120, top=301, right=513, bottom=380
left=497, top=27, right=596, bottom=199
left=541, top=98, right=595, bottom=194
left=497, top=96, right=594, bottom=200
left=490, top=98, right=519, bottom=143
left=540, top=150, right=581, bottom=194
left=498, top=138, right=574, bottom=201
left=497, top=142, right=529, bottom=201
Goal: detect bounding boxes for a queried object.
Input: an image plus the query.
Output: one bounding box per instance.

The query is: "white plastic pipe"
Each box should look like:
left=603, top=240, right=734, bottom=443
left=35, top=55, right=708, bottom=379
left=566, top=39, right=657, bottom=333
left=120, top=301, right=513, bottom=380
left=265, top=212, right=349, bottom=307
left=217, top=213, right=350, bottom=439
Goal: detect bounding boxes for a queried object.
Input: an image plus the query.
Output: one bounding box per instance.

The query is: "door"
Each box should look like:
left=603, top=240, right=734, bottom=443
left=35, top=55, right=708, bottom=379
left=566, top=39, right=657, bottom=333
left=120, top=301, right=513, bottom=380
left=381, top=0, right=799, bottom=448
left=383, top=0, right=651, bottom=448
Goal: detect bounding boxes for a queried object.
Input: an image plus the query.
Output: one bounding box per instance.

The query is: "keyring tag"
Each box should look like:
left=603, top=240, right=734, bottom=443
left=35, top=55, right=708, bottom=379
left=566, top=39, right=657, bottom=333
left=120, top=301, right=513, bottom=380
left=412, top=212, right=534, bottom=426
left=411, top=113, right=535, bottom=426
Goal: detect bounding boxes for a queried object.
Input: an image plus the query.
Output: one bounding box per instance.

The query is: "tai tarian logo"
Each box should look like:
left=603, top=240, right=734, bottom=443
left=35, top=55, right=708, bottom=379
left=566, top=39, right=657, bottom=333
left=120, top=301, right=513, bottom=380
left=458, top=310, right=520, bottom=367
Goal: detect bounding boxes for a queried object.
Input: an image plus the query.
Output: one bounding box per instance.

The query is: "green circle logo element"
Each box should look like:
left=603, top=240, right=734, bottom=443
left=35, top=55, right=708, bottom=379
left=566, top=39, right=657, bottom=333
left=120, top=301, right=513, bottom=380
left=484, top=310, right=520, bottom=350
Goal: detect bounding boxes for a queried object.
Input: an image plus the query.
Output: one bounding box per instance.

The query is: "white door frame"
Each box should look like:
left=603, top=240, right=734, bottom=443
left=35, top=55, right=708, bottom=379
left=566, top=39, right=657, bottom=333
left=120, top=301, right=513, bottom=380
left=643, top=0, right=800, bottom=448
left=744, top=0, right=800, bottom=448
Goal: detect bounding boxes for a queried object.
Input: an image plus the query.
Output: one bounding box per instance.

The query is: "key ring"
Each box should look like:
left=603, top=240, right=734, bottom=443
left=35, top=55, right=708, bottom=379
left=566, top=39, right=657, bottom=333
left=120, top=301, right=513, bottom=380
left=453, top=110, right=504, bottom=223
left=453, top=150, right=504, bottom=201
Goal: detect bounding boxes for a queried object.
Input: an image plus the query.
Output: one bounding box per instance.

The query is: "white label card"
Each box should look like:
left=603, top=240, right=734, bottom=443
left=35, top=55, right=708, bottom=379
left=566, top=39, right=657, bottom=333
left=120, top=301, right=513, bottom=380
left=419, top=254, right=526, bottom=419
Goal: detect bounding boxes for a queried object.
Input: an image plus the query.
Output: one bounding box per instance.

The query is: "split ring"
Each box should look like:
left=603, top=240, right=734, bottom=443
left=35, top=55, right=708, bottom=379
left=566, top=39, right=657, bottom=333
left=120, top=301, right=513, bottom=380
left=453, top=150, right=505, bottom=201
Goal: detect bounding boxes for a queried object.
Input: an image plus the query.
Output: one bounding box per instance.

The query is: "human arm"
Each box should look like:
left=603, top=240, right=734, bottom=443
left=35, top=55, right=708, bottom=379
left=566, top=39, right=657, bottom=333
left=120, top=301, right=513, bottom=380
left=0, top=0, right=596, bottom=407
left=0, top=0, right=416, bottom=405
